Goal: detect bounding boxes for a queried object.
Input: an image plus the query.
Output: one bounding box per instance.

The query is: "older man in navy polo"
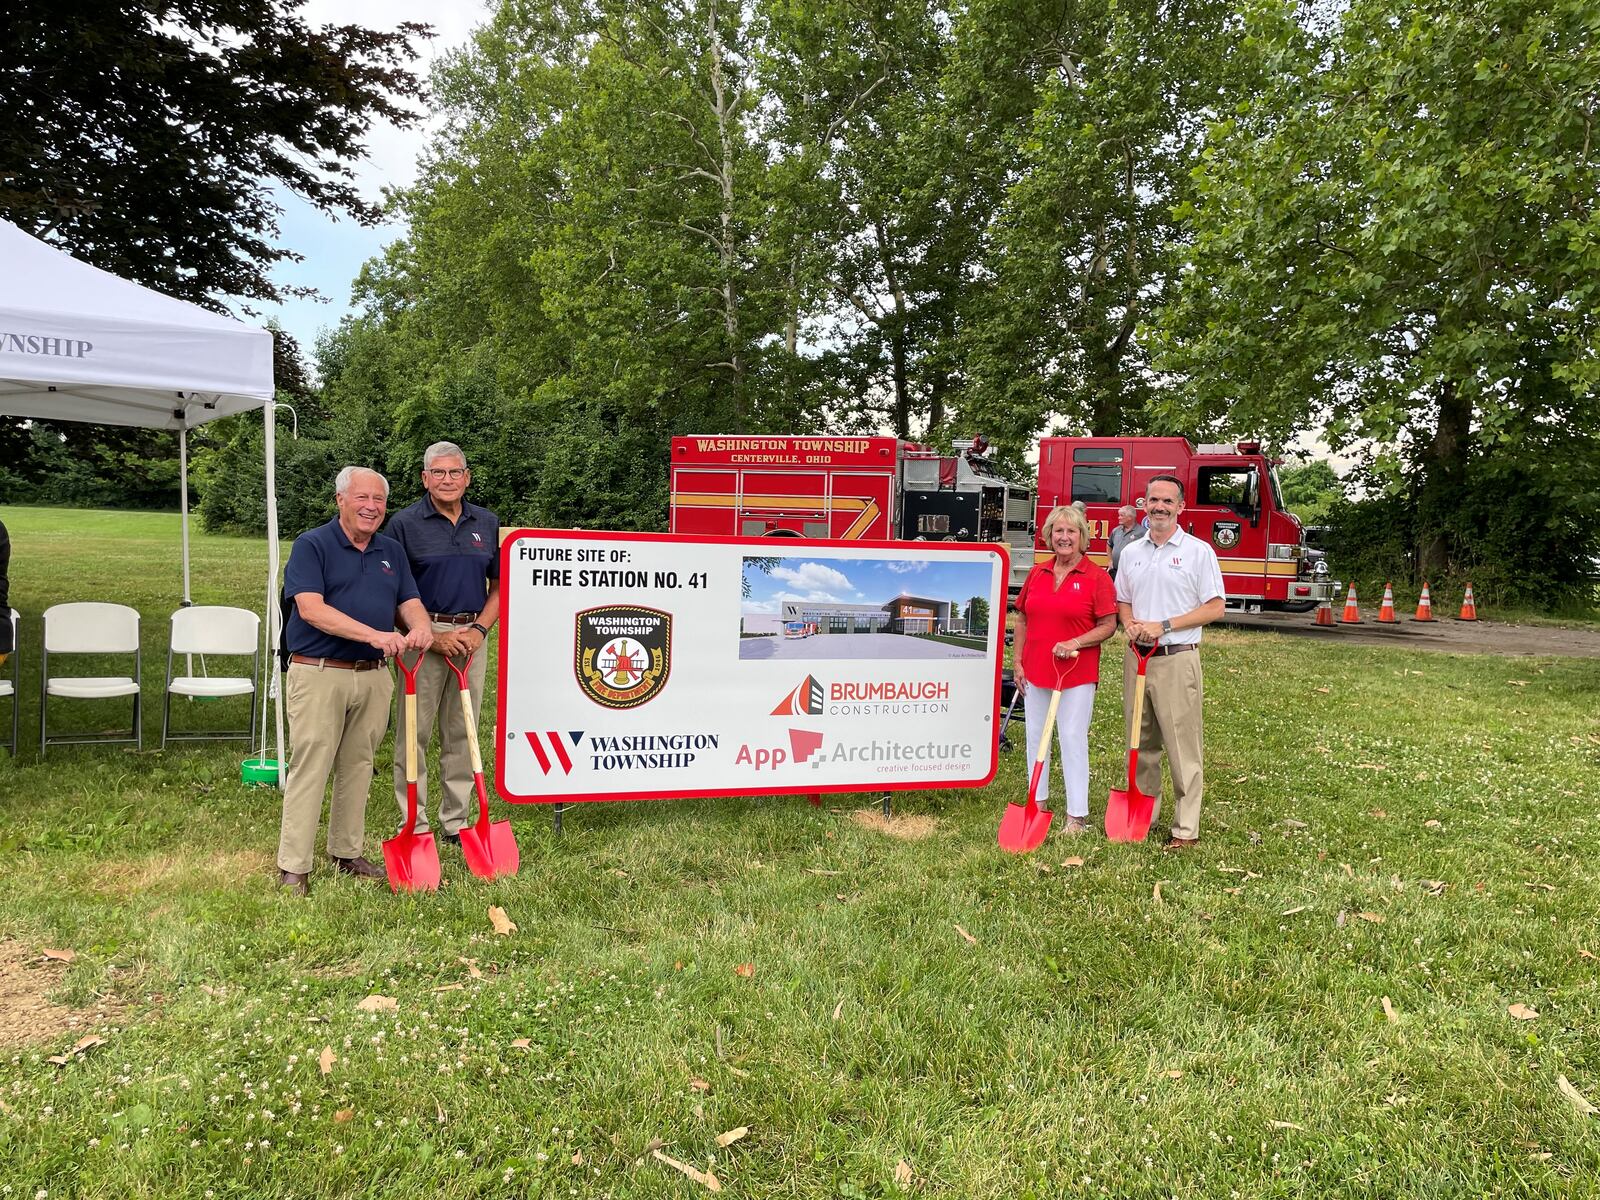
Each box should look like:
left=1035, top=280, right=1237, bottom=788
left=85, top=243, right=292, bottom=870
left=277, top=467, right=435, bottom=895
left=384, top=442, right=501, bottom=844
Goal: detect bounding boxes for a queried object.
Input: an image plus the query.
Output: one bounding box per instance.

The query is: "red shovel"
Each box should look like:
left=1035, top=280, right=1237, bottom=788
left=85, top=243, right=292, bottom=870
left=998, top=653, right=1074, bottom=854
left=382, top=652, right=441, bottom=892
left=443, top=651, right=519, bottom=880
left=1105, top=638, right=1159, bottom=843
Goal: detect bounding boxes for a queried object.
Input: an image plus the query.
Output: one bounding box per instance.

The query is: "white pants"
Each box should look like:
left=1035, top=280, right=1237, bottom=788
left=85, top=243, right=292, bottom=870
left=1023, top=681, right=1097, bottom=818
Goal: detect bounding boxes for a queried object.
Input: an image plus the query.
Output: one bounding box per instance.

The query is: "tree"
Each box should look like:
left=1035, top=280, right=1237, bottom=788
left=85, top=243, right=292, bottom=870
left=1153, top=0, right=1600, bottom=579
left=1277, top=459, right=1342, bottom=524
left=0, top=0, right=431, bottom=306
left=966, top=595, right=991, bottom=634
left=950, top=0, right=1248, bottom=446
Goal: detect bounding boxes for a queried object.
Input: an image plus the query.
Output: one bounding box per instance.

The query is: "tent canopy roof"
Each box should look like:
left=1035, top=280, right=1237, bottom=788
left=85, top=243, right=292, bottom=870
left=0, top=219, right=274, bottom=430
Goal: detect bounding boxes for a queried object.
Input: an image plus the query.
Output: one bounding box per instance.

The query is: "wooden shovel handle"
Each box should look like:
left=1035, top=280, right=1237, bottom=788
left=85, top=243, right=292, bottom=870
left=1033, top=688, right=1064, bottom=768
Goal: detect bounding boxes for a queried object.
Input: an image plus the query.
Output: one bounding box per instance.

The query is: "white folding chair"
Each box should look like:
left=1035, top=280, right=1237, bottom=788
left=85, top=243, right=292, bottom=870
left=1, top=609, right=17, bottom=756
left=162, top=606, right=260, bottom=748
left=40, top=602, right=142, bottom=754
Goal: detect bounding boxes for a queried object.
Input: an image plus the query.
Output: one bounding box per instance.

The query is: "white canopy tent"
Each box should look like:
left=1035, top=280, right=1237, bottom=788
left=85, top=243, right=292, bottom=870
left=0, top=218, right=284, bottom=779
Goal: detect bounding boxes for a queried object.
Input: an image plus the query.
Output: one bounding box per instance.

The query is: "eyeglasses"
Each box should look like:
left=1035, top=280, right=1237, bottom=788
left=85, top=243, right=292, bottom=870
left=426, top=468, right=468, bottom=480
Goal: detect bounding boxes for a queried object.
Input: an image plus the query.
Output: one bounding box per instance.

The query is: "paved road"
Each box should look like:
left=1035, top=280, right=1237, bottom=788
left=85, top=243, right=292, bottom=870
left=739, top=633, right=987, bottom=661
left=1216, top=610, right=1600, bottom=658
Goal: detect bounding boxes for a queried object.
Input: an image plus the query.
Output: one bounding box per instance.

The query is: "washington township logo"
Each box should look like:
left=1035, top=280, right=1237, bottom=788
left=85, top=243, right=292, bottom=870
left=1212, top=521, right=1241, bottom=550
left=574, top=605, right=671, bottom=709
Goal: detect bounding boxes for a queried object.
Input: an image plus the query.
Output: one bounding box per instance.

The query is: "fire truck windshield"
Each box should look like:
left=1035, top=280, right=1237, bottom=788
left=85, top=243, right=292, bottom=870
left=1267, top=465, right=1286, bottom=510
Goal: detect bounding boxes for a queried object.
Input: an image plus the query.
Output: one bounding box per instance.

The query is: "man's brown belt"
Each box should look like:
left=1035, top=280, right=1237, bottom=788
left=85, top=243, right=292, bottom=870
left=289, top=654, right=386, bottom=671
left=1149, top=643, right=1198, bottom=657
left=428, top=612, right=478, bottom=625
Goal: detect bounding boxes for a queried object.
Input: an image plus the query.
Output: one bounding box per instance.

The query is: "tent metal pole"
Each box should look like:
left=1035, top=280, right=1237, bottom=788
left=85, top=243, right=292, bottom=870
left=264, top=400, right=286, bottom=788
left=179, top=427, right=192, bottom=606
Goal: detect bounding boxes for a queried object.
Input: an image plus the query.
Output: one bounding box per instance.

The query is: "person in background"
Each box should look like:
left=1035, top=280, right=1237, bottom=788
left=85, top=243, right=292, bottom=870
left=276, top=467, right=434, bottom=896
left=1013, top=504, right=1118, bottom=834
left=1109, top=504, right=1145, bottom=578
left=1115, top=474, right=1226, bottom=849
left=384, top=441, right=501, bottom=845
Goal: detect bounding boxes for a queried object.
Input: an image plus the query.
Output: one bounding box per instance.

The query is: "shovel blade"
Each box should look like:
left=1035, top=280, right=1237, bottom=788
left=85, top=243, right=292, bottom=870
left=460, top=819, right=520, bottom=880
left=998, top=800, right=1053, bottom=854
left=459, top=769, right=520, bottom=879
left=1104, top=787, right=1132, bottom=841
left=382, top=831, right=441, bottom=892
left=1105, top=787, right=1154, bottom=843
left=1124, top=788, right=1155, bottom=842
left=997, top=800, right=1033, bottom=852
left=488, top=818, right=520, bottom=876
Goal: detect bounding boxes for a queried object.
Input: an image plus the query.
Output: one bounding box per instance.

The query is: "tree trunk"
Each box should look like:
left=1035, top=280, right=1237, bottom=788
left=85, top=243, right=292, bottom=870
left=874, top=219, right=911, bottom=438
left=927, top=308, right=952, bottom=434
left=707, top=1, right=743, bottom=428
left=1416, top=377, right=1471, bottom=579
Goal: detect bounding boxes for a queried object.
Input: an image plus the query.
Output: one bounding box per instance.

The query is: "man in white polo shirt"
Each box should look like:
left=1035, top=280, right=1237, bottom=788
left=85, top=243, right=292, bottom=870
left=1115, top=474, right=1226, bottom=848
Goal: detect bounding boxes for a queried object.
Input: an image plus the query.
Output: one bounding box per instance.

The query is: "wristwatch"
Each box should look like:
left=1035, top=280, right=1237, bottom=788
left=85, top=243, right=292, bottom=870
left=469, top=622, right=490, bottom=639
left=1161, top=618, right=1173, bottom=636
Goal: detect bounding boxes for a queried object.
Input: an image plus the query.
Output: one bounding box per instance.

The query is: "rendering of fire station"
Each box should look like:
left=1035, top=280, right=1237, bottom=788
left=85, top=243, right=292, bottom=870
left=744, top=595, right=971, bottom=637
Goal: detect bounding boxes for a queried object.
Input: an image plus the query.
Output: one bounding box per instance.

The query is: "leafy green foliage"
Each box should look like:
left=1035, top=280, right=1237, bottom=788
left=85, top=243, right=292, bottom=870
left=0, top=0, right=431, bottom=305
left=1153, top=0, right=1600, bottom=579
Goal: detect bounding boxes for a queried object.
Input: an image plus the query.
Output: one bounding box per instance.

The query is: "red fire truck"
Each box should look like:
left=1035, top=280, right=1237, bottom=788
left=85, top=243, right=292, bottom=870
left=668, top=435, right=1036, bottom=589
left=1034, top=436, right=1336, bottom=611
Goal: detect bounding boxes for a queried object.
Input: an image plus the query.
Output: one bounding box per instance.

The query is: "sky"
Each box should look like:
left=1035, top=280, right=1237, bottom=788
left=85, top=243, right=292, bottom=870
left=248, top=1, right=483, bottom=362
left=741, top=556, right=997, bottom=616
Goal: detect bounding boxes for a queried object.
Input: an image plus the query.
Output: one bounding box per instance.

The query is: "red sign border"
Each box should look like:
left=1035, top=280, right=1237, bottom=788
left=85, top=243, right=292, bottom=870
left=495, top=528, right=1007, bottom=804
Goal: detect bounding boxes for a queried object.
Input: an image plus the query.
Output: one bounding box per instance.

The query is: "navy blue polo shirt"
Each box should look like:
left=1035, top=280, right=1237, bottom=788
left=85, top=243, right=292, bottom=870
left=282, top=518, right=420, bottom=660
left=384, top=494, right=500, bottom=616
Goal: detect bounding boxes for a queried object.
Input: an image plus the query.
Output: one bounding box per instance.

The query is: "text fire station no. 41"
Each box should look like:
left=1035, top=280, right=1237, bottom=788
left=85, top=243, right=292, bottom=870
left=518, top=543, right=708, bottom=589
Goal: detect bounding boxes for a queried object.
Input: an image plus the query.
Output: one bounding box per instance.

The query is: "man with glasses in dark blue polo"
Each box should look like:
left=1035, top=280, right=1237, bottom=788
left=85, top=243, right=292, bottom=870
left=384, top=442, right=501, bottom=844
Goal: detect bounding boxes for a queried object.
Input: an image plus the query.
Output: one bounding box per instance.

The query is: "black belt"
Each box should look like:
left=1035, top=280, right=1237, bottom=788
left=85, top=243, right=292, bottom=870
left=428, top=612, right=478, bottom=625
left=289, top=654, right=386, bottom=671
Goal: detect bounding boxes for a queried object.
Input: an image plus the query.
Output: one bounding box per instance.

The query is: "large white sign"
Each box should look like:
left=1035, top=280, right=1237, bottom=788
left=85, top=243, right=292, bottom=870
left=495, top=531, right=1007, bottom=803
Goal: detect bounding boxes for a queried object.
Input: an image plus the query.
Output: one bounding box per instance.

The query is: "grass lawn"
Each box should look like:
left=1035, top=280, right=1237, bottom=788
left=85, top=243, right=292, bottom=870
left=1, top=505, right=1598, bottom=1198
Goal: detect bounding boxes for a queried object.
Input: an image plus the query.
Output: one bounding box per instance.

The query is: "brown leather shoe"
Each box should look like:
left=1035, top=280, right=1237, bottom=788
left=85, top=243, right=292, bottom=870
left=278, top=870, right=310, bottom=896
left=1163, top=836, right=1199, bottom=851
left=331, top=854, right=384, bottom=881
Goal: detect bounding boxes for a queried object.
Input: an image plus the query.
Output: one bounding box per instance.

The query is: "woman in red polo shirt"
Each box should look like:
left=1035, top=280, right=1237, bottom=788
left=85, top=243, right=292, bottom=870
left=1014, top=504, right=1118, bottom=834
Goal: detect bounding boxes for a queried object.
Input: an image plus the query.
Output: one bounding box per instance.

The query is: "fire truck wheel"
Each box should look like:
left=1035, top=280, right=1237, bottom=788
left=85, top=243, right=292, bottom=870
left=1278, top=600, right=1318, bottom=614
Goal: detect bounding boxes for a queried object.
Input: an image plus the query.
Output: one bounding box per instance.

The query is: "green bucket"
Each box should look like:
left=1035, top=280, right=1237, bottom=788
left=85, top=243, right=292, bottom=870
left=240, top=757, right=283, bottom=788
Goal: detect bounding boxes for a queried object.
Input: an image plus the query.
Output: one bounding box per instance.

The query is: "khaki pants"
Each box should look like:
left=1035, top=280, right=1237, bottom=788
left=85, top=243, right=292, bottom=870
left=393, top=628, right=488, bottom=836
left=1123, top=647, right=1206, bottom=840
left=278, top=661, right=395, bottom=873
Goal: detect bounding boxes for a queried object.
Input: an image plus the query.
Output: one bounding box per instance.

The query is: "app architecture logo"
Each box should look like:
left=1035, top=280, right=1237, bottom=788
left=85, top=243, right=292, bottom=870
left=575, top=605, right=671, bottom=709
left=735, top=727, right=824, bottom=771
left=772, top=674, right=951, bottom=716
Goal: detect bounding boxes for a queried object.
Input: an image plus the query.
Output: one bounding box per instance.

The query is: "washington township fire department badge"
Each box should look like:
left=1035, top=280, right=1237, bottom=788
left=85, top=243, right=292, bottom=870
left=575, top=605, right=672, bottom=709
left=1212, top=521, right=1241, bottom=550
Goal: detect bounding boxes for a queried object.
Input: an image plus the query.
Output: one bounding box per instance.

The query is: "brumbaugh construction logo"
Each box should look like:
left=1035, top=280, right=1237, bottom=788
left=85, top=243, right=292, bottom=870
left=574, top=605, right=671, bottom=709
left=771, top=675, right=825, bottom=716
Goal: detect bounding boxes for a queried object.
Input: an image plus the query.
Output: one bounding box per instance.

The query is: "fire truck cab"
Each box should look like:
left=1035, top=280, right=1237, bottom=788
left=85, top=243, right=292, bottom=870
left=1034, top=436, right=1337, bottom=611
left=669, top=435, right=1036, bottom=589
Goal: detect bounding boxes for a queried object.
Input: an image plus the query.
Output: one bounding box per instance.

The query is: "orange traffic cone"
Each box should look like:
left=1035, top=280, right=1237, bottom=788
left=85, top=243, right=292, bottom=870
left=1340, top=583, right=1362, bottom=624
left=1377, top=582, right=1397, bottom=623
left=1313, top=594, right=1335, bottom=626
left=1458, top=582, right=1478, bottom=621
left=1412, top=581, right=1436, bottom=622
